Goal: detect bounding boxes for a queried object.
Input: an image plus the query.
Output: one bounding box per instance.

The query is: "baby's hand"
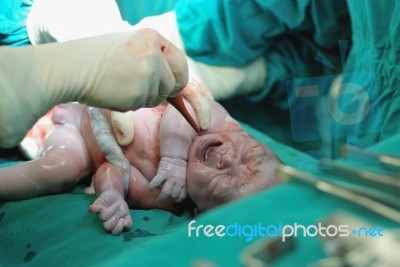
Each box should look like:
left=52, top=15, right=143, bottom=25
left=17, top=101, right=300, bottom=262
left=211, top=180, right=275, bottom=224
left=148, top=157, right=187, bottom=203
left=89, top=189, right=132, bottom=235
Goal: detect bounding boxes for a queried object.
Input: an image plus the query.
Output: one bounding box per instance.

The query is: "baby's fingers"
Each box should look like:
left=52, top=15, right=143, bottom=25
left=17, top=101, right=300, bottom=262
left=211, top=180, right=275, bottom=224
left=112, top=219, right=125, bottom=236
left=103, top=214, right=131, bottom=235
left=99, top=204, right=119, bottom=222
left=103, top=213, right=122, bottom=233
left=123, top=214, right=133, bottom=230
left=100, top=201, right=129, bottom=220
left=89, top=202, right=104, bottom=214
left=102, top=203, right=132, bottom=235
left=171, top=185, right=186, bottom=203
left=148, top=174, right=166, bottom=192
left=157, top=179, right=174, bottom=202
left=178, top=188, right=187, bottom=202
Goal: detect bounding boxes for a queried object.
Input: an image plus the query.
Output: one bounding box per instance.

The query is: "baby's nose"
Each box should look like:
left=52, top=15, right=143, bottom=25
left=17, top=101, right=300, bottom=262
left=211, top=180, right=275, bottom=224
left=218, top=153, right=235, bottom=169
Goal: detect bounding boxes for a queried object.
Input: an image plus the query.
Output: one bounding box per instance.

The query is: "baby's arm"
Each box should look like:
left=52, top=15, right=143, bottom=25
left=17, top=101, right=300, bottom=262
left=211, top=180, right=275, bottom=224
left=87, top=107, right=133, bottom=235
left=88, top=161, right=132, bottom=235
left=147, top=101, right=196, bottom=202
left=148, top=99, right=241, bottom=202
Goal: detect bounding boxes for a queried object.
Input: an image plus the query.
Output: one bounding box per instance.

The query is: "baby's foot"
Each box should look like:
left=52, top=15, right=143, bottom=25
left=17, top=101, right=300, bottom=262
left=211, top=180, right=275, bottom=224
left=89, top=189, right=132, bottom=235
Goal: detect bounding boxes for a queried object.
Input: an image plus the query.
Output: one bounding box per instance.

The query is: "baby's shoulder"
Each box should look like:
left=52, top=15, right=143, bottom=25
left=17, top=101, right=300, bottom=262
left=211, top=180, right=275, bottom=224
left=131, top=105, right=166, bottom=132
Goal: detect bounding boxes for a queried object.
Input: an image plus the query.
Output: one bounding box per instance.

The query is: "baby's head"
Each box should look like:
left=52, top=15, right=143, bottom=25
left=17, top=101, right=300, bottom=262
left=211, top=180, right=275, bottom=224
left=187, top=131, right=279, bottom=213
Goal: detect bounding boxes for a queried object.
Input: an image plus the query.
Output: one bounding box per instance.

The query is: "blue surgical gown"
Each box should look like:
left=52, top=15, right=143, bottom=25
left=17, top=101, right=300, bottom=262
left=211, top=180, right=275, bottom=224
left=0, top=0, right=34, bottom=46
left=176, top=0, right=350, bottom=104
left=176, top=0, right=400, bottom=152
left=334, top=0, right=400, bottom=150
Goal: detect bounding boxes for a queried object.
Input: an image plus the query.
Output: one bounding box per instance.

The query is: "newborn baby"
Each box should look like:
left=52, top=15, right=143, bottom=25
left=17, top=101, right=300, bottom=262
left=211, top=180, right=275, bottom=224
left=0, top=97, right=279, bottom=235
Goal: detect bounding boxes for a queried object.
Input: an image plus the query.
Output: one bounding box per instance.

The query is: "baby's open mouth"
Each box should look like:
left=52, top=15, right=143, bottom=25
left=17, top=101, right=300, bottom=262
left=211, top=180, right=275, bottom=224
left=197, top=139, right=223, bottom=162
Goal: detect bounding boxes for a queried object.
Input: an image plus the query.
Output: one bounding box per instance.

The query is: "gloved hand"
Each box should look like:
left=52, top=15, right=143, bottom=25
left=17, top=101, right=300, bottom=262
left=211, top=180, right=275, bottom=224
left=26, top=1, right=212, bottom=145
left=110, top=74, right=213, bottom=147
left=134, top=12, right=267, bottom=101
left=187, top=56, right=267, bottom=101
left=25, top=0, right=265, bottom=142
left=0, top=29, right=188, bottom=148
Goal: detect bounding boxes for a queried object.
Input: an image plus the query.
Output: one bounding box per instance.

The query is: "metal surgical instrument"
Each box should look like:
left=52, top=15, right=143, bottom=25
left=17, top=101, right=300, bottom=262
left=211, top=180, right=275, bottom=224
left=167, top=95, right=200, bottom=133
left=277, top=164, right=400, bottom=224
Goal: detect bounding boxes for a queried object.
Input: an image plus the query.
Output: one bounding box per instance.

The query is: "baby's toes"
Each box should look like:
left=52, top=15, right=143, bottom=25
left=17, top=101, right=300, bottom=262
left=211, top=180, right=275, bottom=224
left=89, top=200, right=106, bottom=214
left=123, top=214, right=133, bottom=230
left=99, top=203, right=120, bottom=222
left=111, top=219, right=126, bottom=235
left=102, top=201, right=131, bottom=235
left=103, top=213, right=122, bottom=233
left=103, top=214, right=128, bottom=236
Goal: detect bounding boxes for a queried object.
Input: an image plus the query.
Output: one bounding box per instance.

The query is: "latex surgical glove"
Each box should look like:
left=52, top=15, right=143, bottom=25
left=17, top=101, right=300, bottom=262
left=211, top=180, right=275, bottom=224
left=27, top=2, right=212, bottom=143
left=135, top=12, right=214, bottom=130
left=135, top=12, right=267, bottom=119
left=0, top=29, right=188, bottom=148
left=136, top=11, right=267, bottom=95
left=109, top=15, right=266, bottom=144
left=28, top=0, right=266, bottom=113
left=27, top=0, right=264, bottom=133
left=187, top=56, right=267, bottom=101
left=109, top=73, right=212, bottom=147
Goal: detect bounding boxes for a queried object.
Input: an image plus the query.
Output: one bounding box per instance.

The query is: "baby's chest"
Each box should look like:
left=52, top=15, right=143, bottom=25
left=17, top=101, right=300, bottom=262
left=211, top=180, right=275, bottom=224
left=121, top=139, right=160, bottom=182
left=123, top=111, right=163, bottom=179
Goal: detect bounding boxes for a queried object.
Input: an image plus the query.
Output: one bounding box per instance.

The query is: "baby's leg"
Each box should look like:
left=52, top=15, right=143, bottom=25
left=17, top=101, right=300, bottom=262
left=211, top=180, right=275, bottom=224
left=0, top=124, right=91, bottom=200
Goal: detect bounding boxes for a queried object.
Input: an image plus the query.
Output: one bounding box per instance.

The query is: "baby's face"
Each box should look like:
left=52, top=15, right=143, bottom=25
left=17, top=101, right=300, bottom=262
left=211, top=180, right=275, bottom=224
left=187, top=132, right=278, bottom=212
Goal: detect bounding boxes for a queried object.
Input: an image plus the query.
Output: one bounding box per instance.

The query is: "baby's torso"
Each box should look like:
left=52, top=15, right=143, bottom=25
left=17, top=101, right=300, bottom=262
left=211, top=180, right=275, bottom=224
left=81, top=103, right=190, bottom=213
left=120, top=106, right=166, bottom=179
